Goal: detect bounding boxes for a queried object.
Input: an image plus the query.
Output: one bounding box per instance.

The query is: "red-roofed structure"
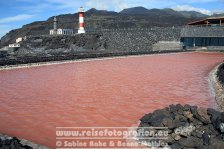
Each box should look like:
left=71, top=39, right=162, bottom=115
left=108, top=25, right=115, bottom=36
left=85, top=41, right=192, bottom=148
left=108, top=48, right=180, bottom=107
left=188, top=17, right=224, bottom=26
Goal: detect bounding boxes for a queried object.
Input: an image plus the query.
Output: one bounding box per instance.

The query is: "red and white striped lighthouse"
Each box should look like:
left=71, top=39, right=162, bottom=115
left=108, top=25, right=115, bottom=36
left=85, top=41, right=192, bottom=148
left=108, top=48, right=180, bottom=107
left=78, top=7, right=85, bottom=34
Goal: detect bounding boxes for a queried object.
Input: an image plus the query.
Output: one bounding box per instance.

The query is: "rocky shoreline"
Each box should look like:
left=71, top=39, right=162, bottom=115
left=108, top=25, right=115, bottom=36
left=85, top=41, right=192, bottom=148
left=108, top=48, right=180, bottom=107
left=0, top=133, right=49, bottom=149
left=0, top=50, right=191, bottom=70
left=138, top=104, right=224, bottom=149
left=136, top=63, right=224, bottom=149
left=209, top=63, right=224, bottom=111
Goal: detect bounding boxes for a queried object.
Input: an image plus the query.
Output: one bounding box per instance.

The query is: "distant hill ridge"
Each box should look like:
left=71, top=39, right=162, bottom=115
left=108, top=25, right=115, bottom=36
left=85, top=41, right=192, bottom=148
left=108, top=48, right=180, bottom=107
left=1, top=6, right=208, bottom=46
left=211, top=13, right=224, bottom=17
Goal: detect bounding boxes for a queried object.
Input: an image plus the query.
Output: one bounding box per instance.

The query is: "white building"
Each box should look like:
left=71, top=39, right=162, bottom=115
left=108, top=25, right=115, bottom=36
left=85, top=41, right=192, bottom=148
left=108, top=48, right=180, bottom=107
left=9, top=43, right=20, bottom=48
left=50, top=28, right=74, bottom=35
left=50, top=29, right=57, bottom=35
left=49, top=16, right=74, bottom=35
left=16, top=37, right=23, bottom=43
left=57, top=29, right=74, bottom=35
left=16, top=36, right=27, bottom=43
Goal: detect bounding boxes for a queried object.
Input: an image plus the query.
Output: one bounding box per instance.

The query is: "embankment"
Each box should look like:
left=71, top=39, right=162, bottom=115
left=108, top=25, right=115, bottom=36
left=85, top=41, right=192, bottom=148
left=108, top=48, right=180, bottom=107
left=0, top=50, right=190, bottom=67
left=0, top=28, right=181, bottom=66
left=209, top=63, right=224, bottom=111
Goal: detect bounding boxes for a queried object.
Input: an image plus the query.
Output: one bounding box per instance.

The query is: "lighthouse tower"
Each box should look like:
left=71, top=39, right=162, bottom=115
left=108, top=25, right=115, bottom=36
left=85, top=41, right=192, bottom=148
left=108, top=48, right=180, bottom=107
left=78, top=7, right=86, bottom=34
left=54, top=16, right=57, bottom=30
left=50, top=16, right=58, bottom=35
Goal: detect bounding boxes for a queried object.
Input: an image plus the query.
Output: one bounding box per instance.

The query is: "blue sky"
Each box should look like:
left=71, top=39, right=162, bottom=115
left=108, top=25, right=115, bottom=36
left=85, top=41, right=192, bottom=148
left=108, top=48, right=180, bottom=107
left=0, top=0, right=224, bottom=38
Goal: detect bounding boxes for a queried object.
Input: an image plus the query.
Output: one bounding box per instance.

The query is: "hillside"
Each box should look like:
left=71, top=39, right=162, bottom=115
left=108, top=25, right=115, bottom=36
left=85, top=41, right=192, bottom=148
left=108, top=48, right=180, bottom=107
left=212, top=13, right=224, bottom=17
left=0, top=27, right=182, bottom=66
left=0, top=7, right=208, bottom=46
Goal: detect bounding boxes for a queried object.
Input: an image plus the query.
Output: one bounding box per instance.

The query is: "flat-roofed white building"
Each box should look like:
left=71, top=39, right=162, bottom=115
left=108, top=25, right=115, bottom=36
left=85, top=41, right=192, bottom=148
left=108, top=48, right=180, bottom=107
left=50, top=28, right=74, bottom=35
left=50, top=29, right=57, bottom=35
left=9, top=43, right=20, bottom=48
left=57, top=29, right=74, bottom=35
left=49, top=16, right=74, bottom=35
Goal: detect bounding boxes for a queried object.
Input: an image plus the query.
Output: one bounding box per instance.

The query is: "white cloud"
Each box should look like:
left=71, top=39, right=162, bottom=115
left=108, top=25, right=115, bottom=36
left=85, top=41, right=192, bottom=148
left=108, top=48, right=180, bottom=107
left=0, top=14, right=34, bottom=24
left=44, top=0, right=80, bottom=10
left=14, top=0, right=223, bottom=14
left=84, top=0, right=220, bottom=12
left=213, top=10, right=224, bottom=14
left=0, top=14, right=34, bottom=38
left=85, top=0, right=130, bottom=11
left=172, top=5, right=212, bottom=15
left=86, top=0, right=109, bottom=10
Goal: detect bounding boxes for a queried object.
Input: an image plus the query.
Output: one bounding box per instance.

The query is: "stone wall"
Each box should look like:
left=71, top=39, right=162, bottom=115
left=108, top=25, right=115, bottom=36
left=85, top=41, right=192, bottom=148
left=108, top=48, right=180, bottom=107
left=181, top=26, right=224, bottom=37
left=100, top=27, right=181, bottom=51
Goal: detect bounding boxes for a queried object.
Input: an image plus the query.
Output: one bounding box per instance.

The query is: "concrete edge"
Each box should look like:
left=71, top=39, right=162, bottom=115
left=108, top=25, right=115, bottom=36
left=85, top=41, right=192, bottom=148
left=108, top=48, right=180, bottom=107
left=208, top=63, right=224, bottom=112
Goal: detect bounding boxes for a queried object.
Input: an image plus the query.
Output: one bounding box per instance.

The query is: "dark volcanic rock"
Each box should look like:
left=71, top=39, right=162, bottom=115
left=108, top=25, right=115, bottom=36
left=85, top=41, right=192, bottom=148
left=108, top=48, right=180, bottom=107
left=192, top=118, right=203, bottom=126
left=210, top=137, right=224, bottom=149
left=174, top=123, right=195, bottom=137
left=217, top=63, right=224, bottom=85
left=183, top=104, right=191, bottom=111
left=138, top=105, right=224, bottom=149
left=191, top=129, right=203, bottom=138
left=0, top=137, right=32, bottom=149
left=197, top=108, right=211, bottom=124
left=170, top=142, right=183, bottom=149
left=207, top=108, right=221, bottom=124
left=149, top=108, right=172, bottom=126
left=202, top=132, right=210, bottom=145
left=197, top=145, right=210, bottom=149
left=140, top=113, right=153, bottom=123
left=179, top=137, right=203, bottom=147
left=22, top=33, right=105, bottom=51
left=169, top=104, right=178, bottom=113
left=0, top=133, right=49, bottom=149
